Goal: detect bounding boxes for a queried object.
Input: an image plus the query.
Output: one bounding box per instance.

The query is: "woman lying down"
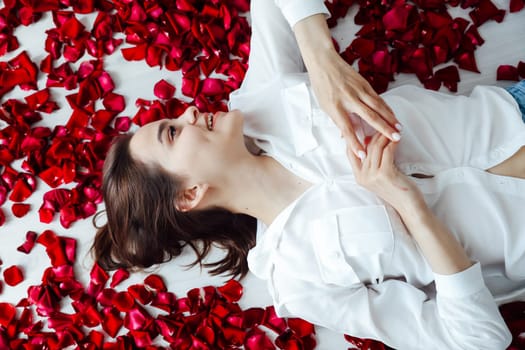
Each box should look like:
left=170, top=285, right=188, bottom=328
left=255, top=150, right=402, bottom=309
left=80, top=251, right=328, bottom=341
left=92, top=1, right=525, bottom=349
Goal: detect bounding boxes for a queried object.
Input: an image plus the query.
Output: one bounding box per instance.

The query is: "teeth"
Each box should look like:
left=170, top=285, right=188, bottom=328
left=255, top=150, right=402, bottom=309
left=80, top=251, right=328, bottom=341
left=206, top=113, right=213, bottom=130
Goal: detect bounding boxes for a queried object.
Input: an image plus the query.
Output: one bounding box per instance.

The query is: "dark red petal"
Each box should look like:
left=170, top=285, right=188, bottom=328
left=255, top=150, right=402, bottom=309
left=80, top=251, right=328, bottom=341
left=510, top=0, right=525, bottom=12
left=288, top=318, right=315, bottom=337
left=12, top=203, right=30, bottom=217
left=469, top=0, right=506, bottom=26
left=113, top=291, right=135, bottom=312
left=497, top=65, right=520, bottom=81
left=454, top=50, right=480, bottom=72
left=153, top=79, right=176, bottom=99
left=0, top=303, right=16, bottom=327
left=103, top=92, right=126, bottom=112
left=8, top=178, right=33, bottom=202
left=144, top=274, right=167, bottom=292
left=217, top=279, right=243, bottom=303
left=110, top=268, right=130, bottom=288
left=114, top=116, right=132, bottom=132
left=518, top=61, right=525, bottom=78
left=4, top=265, right=24, bottom=286
left=435, top=65, right=460, bottom=92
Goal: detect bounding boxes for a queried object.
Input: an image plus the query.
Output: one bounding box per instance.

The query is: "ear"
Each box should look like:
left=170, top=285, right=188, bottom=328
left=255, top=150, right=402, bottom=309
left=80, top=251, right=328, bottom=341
left=175, top=183, right=210, bottom=212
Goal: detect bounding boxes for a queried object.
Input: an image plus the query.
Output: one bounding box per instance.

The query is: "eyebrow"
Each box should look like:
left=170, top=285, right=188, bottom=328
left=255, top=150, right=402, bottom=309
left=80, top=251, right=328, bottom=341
left=157, top=121, right=168, bottom=144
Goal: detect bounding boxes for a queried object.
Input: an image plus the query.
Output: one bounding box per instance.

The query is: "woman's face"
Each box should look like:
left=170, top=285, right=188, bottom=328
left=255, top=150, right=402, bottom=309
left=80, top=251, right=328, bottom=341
left=129, top=107, right=245, bottom=182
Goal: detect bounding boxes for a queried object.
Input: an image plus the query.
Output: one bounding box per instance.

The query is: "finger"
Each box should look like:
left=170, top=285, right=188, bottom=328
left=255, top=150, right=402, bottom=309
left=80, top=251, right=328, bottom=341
left=346, top=144, right=362, bottom=171
left=380, top=138, right=398, bottom=169
left=367, top=133, right=389, bottom=170
left=331, top=105, right=367, bottom=159
left=332, top=104, right=356, bottom=139
left=360, top=91, right=400, bottom=130
left=352, top=101, right=401, bottom=143
left=345, top=132, right=367, bottom=161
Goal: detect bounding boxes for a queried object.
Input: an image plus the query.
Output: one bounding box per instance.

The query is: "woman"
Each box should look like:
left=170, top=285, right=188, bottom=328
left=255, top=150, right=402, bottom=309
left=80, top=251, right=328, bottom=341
left=92, top=1, right=525, bottom=349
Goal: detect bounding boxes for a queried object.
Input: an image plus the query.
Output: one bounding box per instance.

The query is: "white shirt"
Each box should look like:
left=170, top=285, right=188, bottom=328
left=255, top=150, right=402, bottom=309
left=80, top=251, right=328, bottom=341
left=228, top=1, right=524, bottom=349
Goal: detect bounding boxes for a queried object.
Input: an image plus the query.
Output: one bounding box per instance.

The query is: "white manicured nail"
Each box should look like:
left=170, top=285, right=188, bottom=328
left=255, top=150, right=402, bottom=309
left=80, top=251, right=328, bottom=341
left=392, top=132, right=401, bottom=141
left=357, top=150, right=366, bottom=160
left=395, top=123, right=403, bottom=131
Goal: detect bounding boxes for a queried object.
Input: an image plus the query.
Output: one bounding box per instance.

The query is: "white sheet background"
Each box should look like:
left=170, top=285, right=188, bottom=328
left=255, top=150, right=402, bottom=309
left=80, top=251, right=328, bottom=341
left=0, top=1, right=524, bottom=348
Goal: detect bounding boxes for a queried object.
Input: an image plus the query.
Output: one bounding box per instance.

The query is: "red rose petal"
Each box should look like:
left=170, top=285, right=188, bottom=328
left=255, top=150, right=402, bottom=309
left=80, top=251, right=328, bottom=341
left=8, top=178, right=33, bottom=202
left=103, top=92, right=126, bottom=112
left=114, top=116, right=132, bottom=132
left=510, top=0, right=525, bottom=12
left=435, top=65, right=460, bottom=92
left=12, top=203, right=30, bottom=217
left=16, top=231, right=37, bottom=254
left=0, top=303, right=16, bottom=327
left=144, top=274, right=167, bottom=292
left=4, top=265, right=24, bottom=286
left=113, top=291, right=135, bottom=312
left=469, top=0, right=506, bottom=26
left=455, top=50, right=480, bottom=73
left=128, top=284, right=153, bottom=305
left=153, top=79, right=176, bottom=99
left=0, top=208, right=5, bottom=226
left=497, top=64, right=520, bottom=81
left=518, top=61, right=525, bottom=78
left=217, top=279, right=243, bottom=303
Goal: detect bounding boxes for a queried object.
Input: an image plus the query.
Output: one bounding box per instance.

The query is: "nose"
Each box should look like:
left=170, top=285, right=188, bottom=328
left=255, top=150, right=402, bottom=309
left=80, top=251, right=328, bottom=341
left=182, top=106, right=199, bottom=124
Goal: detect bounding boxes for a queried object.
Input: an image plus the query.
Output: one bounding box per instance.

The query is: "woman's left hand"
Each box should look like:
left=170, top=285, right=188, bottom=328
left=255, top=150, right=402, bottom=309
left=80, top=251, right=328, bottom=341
left=347, top=133, right=424, bottom=216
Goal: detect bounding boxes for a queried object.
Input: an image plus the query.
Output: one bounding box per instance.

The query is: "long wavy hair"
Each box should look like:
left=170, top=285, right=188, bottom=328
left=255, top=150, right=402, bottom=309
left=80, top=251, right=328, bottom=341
left=91, top=134, right=257, bottom=278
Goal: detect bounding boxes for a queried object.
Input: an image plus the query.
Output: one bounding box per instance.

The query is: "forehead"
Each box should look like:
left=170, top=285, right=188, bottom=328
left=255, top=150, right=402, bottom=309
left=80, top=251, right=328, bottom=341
left=129, top=121, right=162, bottom=166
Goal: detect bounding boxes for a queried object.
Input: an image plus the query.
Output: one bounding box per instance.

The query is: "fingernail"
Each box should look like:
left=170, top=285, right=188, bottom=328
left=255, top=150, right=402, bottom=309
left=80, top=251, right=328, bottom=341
left=357, top=150, right=366, bottom=160
left=395, top=123, right=403, bottom=131
left=391, top=132, right=401, bottom=142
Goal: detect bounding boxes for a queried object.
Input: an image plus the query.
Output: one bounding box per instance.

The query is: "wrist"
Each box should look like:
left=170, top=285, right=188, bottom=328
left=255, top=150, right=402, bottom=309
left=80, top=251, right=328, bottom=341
left=293, top=14, right=336, bottom=68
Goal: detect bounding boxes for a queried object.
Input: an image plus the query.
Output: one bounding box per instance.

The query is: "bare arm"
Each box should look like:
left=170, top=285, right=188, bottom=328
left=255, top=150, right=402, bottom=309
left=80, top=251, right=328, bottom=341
left=347, top=133, right=472, bottom=275
left=293, top=14, right=401, bottom=159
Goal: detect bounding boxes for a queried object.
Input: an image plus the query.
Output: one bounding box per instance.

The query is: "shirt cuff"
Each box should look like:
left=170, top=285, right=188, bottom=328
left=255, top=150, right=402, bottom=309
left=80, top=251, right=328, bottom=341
left=434, top=262, right=486, bottom=298
left=275, top=0, right=331, bottom=29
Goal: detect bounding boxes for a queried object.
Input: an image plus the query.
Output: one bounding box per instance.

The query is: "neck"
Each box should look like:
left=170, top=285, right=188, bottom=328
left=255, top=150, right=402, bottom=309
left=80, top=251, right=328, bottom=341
left=217, top=154, right=312, bottom=226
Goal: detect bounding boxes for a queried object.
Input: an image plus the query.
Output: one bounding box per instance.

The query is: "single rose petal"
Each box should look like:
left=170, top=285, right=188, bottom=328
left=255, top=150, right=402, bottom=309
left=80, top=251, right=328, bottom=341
left=153, top=79, right=176, bottom=99
left=144, top=274, right=167, bottom=292
left=497, top=65, right=520, bottom=81
left=217, top=279, right=243, bottom=303
left=113, top=291, right=135, bottom=312
left=101, top=307, right=123, bottom=338
left=454, top=50, right=480, bottom=73
left=128, top=284, right=153, bottom=305
left=469, top=0, right=506, bottom=26
left=288, top=318, right=315, bottom=338
left=245, top=328, right=275, bottom=350
left=435, top=65, right=460, bottom=92
left=0, top=208, right=5, bottom=226
left=114, top=116, right=132, bottom=132
left=12, top=203, right=30, bottom=217
left=17, top=231, right=37, bottom=254
left=0, top=303, right=16, bottom=327
left=8, top=178, right=33, bottom=202
left=4, top=265, right=24, bottom=286
left=103, top=92, right=126, bottom=112
left=510, top=0, right=525, bottom=12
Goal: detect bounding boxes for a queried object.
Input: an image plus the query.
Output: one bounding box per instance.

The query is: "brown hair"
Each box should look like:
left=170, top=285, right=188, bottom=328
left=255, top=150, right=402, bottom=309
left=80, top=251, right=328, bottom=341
left=91, top=134, right=257, bottom=278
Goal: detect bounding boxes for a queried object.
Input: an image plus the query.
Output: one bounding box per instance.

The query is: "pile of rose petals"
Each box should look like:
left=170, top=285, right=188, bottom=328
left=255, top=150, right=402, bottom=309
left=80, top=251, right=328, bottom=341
left=1, top=229, right=316, bottom=349
left=329, top=0, right=524, bottom=93
left=0, top=0, right=524, bottom=349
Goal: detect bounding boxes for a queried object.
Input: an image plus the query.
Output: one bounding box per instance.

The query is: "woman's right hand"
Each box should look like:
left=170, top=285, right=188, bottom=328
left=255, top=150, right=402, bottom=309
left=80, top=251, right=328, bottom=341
left=347, top=133, right=425, bottom=216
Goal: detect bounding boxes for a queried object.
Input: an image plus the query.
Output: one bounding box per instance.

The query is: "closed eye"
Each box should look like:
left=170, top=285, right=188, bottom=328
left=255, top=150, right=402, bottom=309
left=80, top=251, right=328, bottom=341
left=168, top=125, right=177, bottom=141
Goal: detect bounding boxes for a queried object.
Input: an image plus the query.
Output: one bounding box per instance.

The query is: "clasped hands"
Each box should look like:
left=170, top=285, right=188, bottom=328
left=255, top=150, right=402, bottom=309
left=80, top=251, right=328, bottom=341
left=306, top=46, right=425, bottom=214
